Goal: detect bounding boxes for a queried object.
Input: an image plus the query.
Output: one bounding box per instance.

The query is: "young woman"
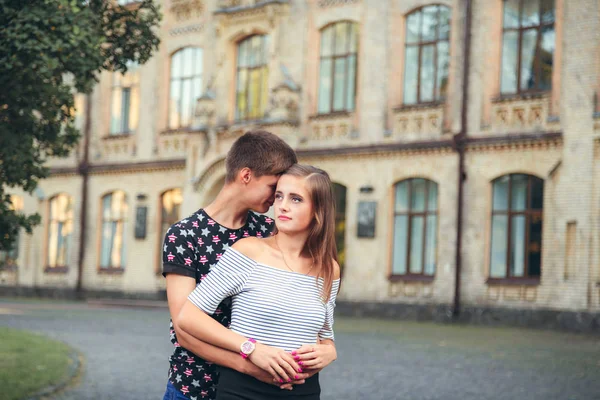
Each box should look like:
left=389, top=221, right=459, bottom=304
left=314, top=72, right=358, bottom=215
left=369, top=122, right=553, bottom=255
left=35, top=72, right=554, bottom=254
left=177, top=165, right=341, bottom=399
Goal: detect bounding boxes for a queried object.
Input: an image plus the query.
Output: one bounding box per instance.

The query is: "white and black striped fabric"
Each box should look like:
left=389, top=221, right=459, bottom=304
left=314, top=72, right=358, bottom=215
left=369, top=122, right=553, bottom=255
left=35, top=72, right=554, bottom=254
left=188, top=248, right=339, bottom=351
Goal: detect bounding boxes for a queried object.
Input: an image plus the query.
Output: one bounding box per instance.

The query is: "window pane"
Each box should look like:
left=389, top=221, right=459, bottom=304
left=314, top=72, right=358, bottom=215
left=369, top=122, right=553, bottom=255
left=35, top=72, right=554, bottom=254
left=520, top=29, right=538, bottom=91
left=436, top=41, right=449, bottom=100
left=531, top=177, right=544, bottom=209
left=528, top=213, right=543, bottom=277
left=510, top=215, right=526, bottom=277
left=541, top=0, right=555, bottom=24
left=348, top=23, right=358, bottom=53
left=521, top=0, right=540, bottom=27
left=345, top=55, right=356, bottom=111
left=121, top=87, right=131, bottom=132
left=238, top=39, right=248, bottom=67
left=511, top=174, right=528, bottom=211
left=100, top=222, right=113, bottom=267
left=112, top=221, right=124, bottom=267
left=427, top=182, right=438, bottom=211
left=249, top=68, right=261, bottom=118
left=539, top=25, right=554, bottom=91
left=110, top=88, right=122, bottom=134
left=318, top=59, right=332, bottom=114
left=249, top=36, right=261, bottom=67
left=169, top=80, right=181, bottom=129
left=392, top=215, right=408, bottom=275
left=181, top=79, right=192, bottom=127
left=129, top=86, right=139, bottom=131
left=501, top=31, right=518, bottom=94
left=403, top=46, right=419, bottom=104
left=409, top=216, right=424, bottom=273
left=420, top=45, right=435, bottom=103
left=406, top=11, right=421, bottom=44
left=333, top=57, right=346, bottom=111
left=493, top=176, right=510, bottom=211
left=102, top=195, right=112, bottom=219
left=490, top=215, right=508, bottom=278
left=236, top=69, right=248, bottom=119
left=421, top=6, right=437, bottom=42
left=411, top=179, right=426, bottom=212
left=171, top=51, right=183, bottom=79
left=438, top=6, right=451, bottom=40
left=48, top=221, right=58, bottom=266
left=321, top=26, right=334, bottom=57
left=334, top=23, right=348, bottom=55
left=424, top=215, right=437, bottom=275
left=395, top=181, right=409, bottom=213
left=120, top=221, right=127, bottom=269
left=503, top=0, right=520, bottom=28
left=182, top=48, right=193, bottom=77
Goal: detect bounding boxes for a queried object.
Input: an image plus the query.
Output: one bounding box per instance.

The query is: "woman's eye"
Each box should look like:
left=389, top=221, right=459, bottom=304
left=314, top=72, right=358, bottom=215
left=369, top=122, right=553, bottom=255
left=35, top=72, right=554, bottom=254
left=292, top=197, right=302, bottom=203
left=275, top=194, right=283, bottom=200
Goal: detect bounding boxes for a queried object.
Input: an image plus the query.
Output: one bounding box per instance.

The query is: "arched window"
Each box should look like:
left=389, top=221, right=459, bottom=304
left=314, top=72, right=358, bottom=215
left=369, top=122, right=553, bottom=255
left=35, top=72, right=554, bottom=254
left=236, top=35, right=269, bottom=121
left=0, top=195, right=24, bottom=270
left=391, top=179, right=438, bottom=277
left=490, top=174, right=544, bottom=279
left=317, top=21, right=358, bottom=114
left=332, top=183, right=347, bottom=270
left=47, top=194, right=74, bottom=269
left=160, top=188, right=183, bottom=241
left=110, top=62, right=140, bottom=135
left=500, top=0, right=555, bottom=94
left=169, top=47, right=203, bottom=129
left=403, top=5, right=451, bottom=105
left=100, top=191, right=128, bottom=269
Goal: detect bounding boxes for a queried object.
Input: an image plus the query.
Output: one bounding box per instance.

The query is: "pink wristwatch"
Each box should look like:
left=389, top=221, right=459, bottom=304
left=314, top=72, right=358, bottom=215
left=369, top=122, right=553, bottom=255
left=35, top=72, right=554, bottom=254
left=240, top=338, right=256, bottom=358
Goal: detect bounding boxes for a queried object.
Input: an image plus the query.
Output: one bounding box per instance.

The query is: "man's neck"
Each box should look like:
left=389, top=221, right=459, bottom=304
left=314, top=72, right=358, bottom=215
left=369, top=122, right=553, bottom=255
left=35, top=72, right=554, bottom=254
left=203, top=185, right=249, bottom=230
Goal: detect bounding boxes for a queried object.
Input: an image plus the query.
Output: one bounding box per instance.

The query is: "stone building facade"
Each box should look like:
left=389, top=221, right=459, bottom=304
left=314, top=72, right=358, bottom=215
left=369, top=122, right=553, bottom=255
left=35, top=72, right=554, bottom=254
left=2, top=0, right=600, bottom=330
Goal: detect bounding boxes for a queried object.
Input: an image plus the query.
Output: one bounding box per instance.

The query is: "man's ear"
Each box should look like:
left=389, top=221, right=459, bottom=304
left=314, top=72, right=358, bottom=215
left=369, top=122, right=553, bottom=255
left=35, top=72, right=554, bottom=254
left=239, top=167, right=252, bottom=184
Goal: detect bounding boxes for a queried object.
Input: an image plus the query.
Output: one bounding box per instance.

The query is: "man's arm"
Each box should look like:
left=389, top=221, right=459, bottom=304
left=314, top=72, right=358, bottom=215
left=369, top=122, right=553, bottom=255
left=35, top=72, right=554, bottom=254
left=167, top=274, right=264, bottom=378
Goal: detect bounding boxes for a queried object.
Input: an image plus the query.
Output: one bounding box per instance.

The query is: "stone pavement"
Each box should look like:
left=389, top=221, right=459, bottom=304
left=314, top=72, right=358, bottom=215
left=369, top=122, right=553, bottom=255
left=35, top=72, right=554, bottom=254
left=0, top=298, right=598, bottom=400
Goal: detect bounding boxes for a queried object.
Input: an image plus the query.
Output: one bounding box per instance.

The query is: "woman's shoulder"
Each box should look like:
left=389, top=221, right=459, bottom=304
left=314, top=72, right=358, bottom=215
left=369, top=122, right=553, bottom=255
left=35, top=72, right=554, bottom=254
left=231, top=237, right=268, bottom=260
left=332, top=259, right=341, bottom=281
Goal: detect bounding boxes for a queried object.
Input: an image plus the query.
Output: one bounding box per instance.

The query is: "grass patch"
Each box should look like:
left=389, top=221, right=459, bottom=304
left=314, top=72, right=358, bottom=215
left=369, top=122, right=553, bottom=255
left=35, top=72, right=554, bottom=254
left=0, top=327, right=74, bottom=400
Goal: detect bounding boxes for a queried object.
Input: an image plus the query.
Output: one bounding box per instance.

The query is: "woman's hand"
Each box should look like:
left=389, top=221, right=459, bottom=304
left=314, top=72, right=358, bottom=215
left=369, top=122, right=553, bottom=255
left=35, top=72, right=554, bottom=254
left=292, top=343, right=337, bottom=370
left=248, top=343, right=302, bottom=383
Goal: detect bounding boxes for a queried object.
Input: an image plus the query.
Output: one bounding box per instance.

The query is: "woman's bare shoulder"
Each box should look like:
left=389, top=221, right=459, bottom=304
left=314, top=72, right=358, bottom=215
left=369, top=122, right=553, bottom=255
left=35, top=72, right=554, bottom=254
left=332, top=259, right=341, bottom=280
left=231, top=237, right=268, bottom=259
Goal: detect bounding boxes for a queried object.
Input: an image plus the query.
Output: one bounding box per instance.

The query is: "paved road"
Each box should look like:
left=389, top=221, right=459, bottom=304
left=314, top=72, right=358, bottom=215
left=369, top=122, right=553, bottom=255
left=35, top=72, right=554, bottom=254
left=1, top=299, right=599, bottom=400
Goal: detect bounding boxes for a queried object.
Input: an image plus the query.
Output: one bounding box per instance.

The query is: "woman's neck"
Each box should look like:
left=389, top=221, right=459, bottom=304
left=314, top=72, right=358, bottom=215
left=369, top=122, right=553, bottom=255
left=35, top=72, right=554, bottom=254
left=274, top=231, right=310, bottom=259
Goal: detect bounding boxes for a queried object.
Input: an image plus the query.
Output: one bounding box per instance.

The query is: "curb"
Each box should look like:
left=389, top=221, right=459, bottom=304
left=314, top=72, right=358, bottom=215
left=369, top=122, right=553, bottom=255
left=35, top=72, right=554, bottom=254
left=86, top=298, right=168, bottom=309
left=24, top=348, right=83, bottom=400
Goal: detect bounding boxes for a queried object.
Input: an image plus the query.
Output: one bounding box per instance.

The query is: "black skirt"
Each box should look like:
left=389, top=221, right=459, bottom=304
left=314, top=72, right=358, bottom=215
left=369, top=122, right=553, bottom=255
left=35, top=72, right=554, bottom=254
left=216, top=367, right=321, bottom=400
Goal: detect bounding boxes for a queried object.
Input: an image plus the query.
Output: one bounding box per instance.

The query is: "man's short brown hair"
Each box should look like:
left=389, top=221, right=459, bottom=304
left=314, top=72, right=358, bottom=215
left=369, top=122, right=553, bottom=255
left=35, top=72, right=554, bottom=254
left=225, top=130, right=297, bottom=182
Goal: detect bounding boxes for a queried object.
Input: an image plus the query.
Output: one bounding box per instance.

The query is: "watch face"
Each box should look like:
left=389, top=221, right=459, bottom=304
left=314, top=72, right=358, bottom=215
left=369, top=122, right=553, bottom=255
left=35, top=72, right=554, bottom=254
left=241, top=341, right=255, bottom=355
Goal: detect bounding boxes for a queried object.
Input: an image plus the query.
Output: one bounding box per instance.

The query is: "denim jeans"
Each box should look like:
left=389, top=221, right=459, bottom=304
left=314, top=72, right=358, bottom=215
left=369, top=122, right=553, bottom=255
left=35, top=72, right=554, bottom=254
left=162, top=381, right=191, bottom=400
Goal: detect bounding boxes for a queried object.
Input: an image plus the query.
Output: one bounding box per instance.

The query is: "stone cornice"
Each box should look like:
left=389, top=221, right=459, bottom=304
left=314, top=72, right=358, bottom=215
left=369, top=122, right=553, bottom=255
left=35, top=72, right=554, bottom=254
left=49, top=159, right=186, bottom=177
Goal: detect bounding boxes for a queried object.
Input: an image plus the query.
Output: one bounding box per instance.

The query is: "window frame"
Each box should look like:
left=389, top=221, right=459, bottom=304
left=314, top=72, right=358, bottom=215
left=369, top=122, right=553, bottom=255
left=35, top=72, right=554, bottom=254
left=99, top=191, right=128, bottom=271
left=110, top=63, right=140, bottom=136
left=158, top=188, right=183, bottom=273
left=389, top=178, right=439, bottom=281
left=235, top=34, right=269, bottom=122
left=168, top=47, right=203, bottom=130
left=46, top=193, right=74, bottom=271
left=317, top=21, right=359, bottom=116
left=402, top=4, right=451, bottom=106
left=488, top=173, right=544, bottom=283
left=500, top=0, right=556, bottom=95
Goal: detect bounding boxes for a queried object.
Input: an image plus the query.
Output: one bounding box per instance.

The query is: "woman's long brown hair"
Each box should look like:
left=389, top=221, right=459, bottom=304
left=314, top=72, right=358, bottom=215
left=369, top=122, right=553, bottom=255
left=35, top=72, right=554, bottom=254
left=282, top=165, right=338, bottom=302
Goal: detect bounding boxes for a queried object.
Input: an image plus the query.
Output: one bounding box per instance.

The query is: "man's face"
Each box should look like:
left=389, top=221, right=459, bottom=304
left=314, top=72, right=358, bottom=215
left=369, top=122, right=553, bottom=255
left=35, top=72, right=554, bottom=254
left=247, top=174, right=280, bottom=214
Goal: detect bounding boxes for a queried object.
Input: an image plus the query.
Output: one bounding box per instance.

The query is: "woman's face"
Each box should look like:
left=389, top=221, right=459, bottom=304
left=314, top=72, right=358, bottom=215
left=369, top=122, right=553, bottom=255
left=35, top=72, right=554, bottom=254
left=274, top=174, right=314, bottom=234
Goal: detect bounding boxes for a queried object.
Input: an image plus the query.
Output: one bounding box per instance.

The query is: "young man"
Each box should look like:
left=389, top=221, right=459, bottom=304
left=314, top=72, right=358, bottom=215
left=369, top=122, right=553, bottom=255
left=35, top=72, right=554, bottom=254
left=162, top=130, right=300, bottom=400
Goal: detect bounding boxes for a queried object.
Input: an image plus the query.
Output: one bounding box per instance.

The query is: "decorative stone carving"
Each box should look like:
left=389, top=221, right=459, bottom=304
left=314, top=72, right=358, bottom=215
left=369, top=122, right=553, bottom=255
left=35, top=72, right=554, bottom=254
left=317, top=0, right=360, bottom=7
left=170, top=0, right=204, bottom=22
left=265, top=64, right=300, bottom=123
left=100, top=134, right=136, bottom=163
left=308, top=113, right=353, bottom=141
left=489, top=95, right=559, bottom=134
left=392, top=104, right=444, bottom=140
left=193, top=91, right=216, bottom=130
left=158, top=130, right=189, bottom=158
left=214, top=0, right=289, bottom=28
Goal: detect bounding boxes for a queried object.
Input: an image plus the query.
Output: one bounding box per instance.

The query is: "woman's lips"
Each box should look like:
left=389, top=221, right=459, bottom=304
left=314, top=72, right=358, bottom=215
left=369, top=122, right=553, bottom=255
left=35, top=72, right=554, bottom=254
left=278, top=215, right=291, bottom=221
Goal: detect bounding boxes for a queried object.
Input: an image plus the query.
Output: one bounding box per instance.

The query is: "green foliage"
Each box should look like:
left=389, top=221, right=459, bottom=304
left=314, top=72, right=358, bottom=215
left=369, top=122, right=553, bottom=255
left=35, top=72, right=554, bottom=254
left=0, top=0, right=161, bottom=251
